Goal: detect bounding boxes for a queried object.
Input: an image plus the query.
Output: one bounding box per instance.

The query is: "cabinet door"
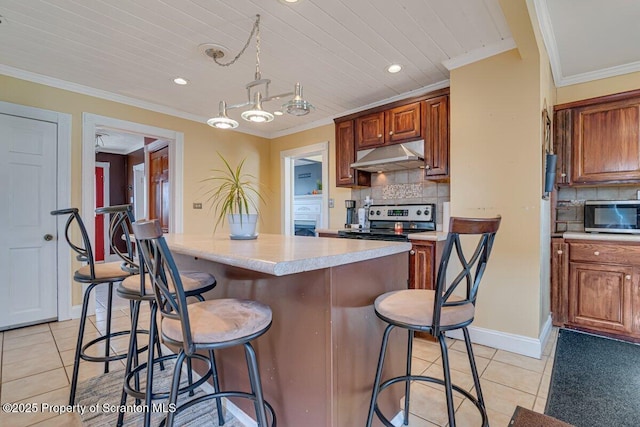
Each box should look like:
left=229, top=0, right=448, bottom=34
left=385, top=102, right=422, bottom=144
left=572, top=99, right=640, bottom=184
left=335, top=120, right=370, bottom=188
left=355, top=112, right=385, bottom=149
left=554, top=109, right=572, bottom=185
left=409, top=241, right=436, bottom=290
left=550, top=239, right=569, bottom=326
left=568, top=262, right=633, bottom=333
left=423, top=95, right=449, bottom=178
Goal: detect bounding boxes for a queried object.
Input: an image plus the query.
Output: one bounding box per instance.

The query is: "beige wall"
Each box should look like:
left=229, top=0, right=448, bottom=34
left=268, top=124, right=352, bottom=232
left=0, top=74, right=270, bottom=304
left=449, top=0, right=545, bottom=338
left=556, top=71, right=640, bottom=104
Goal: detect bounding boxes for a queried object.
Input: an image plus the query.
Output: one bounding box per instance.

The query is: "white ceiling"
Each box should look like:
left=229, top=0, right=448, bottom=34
left=95, top=128, right=145, bottom=155
left=534, top=0, right=640, bottom=87
left=0, top=1, right=637, bottom=138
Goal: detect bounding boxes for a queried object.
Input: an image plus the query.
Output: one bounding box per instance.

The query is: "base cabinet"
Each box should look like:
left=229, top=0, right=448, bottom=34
left=556, top=239, right=640, bottom=339
left=409, top=240, right=444, bottom=290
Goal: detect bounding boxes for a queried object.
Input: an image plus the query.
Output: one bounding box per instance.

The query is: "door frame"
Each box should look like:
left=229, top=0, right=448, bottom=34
left=0, top=101, right=72, bottom=322
left=280, top=142, right=329, bottom=235
left=82, top=114, right=184, bottom=244
left=95, top=161, right=111, bottom=261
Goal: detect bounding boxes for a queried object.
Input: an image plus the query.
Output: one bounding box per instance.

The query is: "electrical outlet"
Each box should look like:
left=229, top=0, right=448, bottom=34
left=329, top=198, right=335, bottom=208
left=193, top=202, right=203, bottom=209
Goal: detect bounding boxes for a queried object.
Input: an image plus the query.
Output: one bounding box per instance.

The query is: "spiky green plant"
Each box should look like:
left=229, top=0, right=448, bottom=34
left=202, top=153, right=266, bottom=232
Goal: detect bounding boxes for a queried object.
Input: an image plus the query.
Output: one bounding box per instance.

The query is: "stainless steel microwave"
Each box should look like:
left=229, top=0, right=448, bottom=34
left=584, top=200, right=640, bottom=234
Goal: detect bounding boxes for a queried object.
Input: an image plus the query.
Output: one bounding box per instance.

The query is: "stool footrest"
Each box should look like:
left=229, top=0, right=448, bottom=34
left=123, top=353, right=212, bottom=401
left=372, top=374, right=489, bottom=427
left=158, top=391, right=277, bottom=427
left=79, top=329, right=149, bottom=363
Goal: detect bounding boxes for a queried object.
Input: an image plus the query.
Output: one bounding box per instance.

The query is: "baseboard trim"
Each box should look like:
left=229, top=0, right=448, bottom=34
left=446, top=315, right=553, bottom=359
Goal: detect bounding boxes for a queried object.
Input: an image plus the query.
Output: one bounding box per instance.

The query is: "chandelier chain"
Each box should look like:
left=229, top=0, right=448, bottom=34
left=212, top=14, right=261, bottom=68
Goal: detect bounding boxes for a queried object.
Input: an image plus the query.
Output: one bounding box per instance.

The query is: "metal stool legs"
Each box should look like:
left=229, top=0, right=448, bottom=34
left=366, top=326, right=489, bottom=427
left=69, top=282, right=132, bottom=405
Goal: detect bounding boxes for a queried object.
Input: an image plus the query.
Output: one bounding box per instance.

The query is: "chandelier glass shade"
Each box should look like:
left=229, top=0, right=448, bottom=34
left=206, top=15, right=314, bottom=130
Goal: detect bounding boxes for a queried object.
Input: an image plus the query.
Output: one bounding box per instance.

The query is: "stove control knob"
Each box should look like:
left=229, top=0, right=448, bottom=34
left=370, top=210, right=375, bottom=216
left=416, top=210, right=422, bottom=215
left=376, top=210, right=381, bottom=216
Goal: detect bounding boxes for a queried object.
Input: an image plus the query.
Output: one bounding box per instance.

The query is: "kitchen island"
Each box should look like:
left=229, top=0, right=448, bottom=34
left=164, top=233, right=411, bottom=427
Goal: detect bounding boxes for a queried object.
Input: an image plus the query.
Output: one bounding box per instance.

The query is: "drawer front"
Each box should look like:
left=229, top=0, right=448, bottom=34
left=569, top=241, right=640, bottom=264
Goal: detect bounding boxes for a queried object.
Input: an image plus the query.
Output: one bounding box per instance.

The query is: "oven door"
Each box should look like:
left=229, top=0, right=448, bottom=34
left=294, top=220, right=317, bottom=236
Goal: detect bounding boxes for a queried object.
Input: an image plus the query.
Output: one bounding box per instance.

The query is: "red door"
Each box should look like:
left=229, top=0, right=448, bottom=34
left=95, top=166, right=105, bottom=261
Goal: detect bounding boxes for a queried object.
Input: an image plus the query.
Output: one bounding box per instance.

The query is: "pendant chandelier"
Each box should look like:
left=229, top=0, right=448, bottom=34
left=206, top=14, right=314, bottom=130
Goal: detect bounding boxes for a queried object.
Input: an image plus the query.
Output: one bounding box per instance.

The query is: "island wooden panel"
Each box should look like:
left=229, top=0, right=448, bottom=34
left=174, top=252, right=408, bottom=427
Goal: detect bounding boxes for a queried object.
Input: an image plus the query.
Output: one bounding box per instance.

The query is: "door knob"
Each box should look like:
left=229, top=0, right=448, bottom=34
left=44, top=234, right=54, bottom=241
left=557, top=250, right=563, bottom=255
left=626, top=275, right=632, bottom=280
left=594, top=251, right=600, bottom=256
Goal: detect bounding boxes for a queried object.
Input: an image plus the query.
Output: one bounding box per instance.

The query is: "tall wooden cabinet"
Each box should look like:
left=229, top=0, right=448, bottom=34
left=423, top=95, right=449, bottom=178
left=335, top=120, right=371, bottom=188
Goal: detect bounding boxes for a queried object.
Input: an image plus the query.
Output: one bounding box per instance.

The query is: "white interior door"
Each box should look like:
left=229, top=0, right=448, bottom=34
left=0, top=113, right=58, bottom=330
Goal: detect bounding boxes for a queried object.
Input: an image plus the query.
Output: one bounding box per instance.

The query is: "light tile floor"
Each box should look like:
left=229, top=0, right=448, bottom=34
left=0, top=289, right=559, bottom=427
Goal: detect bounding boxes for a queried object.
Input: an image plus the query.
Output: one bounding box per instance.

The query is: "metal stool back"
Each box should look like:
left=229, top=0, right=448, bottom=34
left=51, top=207, right=134, bottom=405
left=133, top=219, right=276, bottom=426
left=367, top=216, right=501, bottom=427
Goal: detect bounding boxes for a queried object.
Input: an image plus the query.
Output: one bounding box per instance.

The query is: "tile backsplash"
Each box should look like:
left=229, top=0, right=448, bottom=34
left=555, top=185, right=640, bottom=232
left=351, top=169, right=450, bottom=229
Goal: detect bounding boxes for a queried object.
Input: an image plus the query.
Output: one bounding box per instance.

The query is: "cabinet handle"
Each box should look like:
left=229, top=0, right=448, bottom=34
left=557, top=250, right=563, bottom=255
left=410, top=250, right=415, bottom=255
left=561, top=173, right=567, bottom=177
left=389, top=131, right=393, bottom=136
left=425, top=165, right=431, bottom=170
left=348, top=174, right=352, bottom=178
left=626, top=275, right=632, bottom=280
left=377, top=134, right=382, bottom=138
left=594, top=251, right=600, bottom=256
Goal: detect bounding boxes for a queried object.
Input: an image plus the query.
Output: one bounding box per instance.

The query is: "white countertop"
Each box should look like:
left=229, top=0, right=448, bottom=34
left=563, top=232, right=640, bottom=243
left=164, top=233, right=411, bottom=276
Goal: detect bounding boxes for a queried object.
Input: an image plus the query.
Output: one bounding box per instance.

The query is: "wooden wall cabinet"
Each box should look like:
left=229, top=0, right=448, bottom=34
left=335, top=119, right=371, bottom=188
left=550, top=238, right=569, bottom=326
left=554, top=89, right=640, bottom=186
left=562, top=240, right=640, bottom=338
left=423, top=95, right=449, bottom=179
left=335, top=88, right=449, bottom=187
left=355, top=102, right=421, bottom=150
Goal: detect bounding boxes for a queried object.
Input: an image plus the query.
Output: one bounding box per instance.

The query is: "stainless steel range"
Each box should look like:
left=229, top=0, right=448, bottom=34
left=338, top=203, right=436, bottom=241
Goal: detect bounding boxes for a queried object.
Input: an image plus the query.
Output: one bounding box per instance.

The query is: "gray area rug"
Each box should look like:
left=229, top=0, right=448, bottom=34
left=75, top=359, right=246, bottom=426
left=545, top=328, right=640, bottom=427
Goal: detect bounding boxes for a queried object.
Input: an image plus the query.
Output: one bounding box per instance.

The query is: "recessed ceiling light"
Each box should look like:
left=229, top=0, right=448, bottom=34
left=173, top=77, right=189, bottom=85
left=386, top=64, right=402, bottom=74
left=273, top=110, right=284, bottom=116
left=279, top=0, right=300, bottom=4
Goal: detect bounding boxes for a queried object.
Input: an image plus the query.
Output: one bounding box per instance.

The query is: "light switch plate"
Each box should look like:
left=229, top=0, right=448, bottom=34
left=329, top=198, right=334, bottom=208
left=193, top=202, right=203, bottom=209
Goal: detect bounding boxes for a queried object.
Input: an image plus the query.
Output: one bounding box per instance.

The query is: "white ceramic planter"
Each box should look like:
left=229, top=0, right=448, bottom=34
left=227, top=213, right=258, bottom=238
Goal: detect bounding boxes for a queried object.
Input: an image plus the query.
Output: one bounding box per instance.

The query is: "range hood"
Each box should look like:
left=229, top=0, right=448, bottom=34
left=350, top=140, right=425, bottom=173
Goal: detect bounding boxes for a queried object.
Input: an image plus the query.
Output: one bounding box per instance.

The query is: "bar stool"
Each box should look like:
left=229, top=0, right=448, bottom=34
left=50, top=208, right=137, bottom=405
left=366, top=216, right=501, bottom=427
left=133, top=219, right=276, bottom=427
left=95, top=205, right=219, bottom=427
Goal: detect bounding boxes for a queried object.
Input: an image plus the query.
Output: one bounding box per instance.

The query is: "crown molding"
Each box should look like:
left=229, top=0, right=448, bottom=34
left=555, top=60, right=640, bottom=87
left=441, top=38, right=517, bottom=71
left=532, top=0, right=565, bottom=87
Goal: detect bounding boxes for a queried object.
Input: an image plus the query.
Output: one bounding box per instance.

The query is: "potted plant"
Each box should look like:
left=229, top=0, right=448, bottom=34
left=203, top=153, right=265, bottom=239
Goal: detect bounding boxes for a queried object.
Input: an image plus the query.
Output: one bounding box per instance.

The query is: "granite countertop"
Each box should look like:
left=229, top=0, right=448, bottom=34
left=164, top=233, right=411, bottom=276
left=563, top=232, right=640, bottom=243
